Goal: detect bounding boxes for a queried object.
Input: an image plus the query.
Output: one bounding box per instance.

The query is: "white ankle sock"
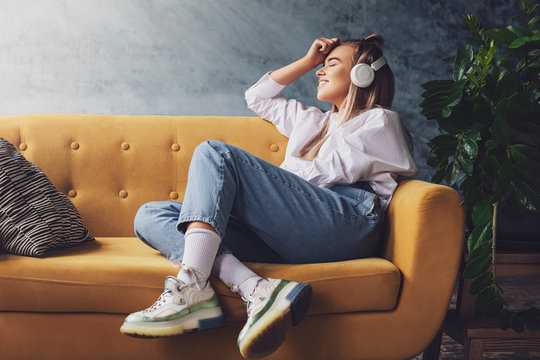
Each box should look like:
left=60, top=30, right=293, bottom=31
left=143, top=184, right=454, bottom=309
left=178, top=228, right=221, bottom=287
left=212, top=253, right=268, bottom=299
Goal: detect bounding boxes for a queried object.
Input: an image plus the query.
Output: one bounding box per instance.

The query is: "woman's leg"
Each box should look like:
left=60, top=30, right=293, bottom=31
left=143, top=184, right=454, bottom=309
left=133, top=200, right=282, bottom=298
left=134, top=201, right=284, bottom=264
left=177, top=140, right=382, bottom=264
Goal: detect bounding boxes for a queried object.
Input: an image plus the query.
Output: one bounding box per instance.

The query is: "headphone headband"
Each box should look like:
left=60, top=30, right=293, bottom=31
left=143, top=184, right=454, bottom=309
left=370, top=56, right=387, bottom=71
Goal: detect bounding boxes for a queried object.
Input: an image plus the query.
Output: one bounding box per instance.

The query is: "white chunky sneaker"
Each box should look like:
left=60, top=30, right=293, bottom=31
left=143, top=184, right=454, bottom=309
left=237, top=278, right=312, bottom=359
left=120, top=266, right=225, bottom=338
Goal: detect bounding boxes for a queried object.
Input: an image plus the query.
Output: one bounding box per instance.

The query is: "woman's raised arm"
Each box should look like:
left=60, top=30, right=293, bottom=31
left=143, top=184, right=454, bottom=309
left=269, top=37, right=339, bottom=85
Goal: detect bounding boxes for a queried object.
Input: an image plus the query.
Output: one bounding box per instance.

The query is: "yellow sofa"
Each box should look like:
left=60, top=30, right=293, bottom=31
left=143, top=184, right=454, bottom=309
left=0, top=114, right=464, bottom=360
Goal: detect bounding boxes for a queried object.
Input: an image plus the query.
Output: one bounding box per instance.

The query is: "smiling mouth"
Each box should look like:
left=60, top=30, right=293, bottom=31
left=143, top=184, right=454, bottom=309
left=319, top=80, right=329, bottom=86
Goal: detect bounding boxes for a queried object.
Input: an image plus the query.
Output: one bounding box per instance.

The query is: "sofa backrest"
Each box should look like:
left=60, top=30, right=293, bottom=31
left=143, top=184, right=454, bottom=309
left=0, top=114, right=289, bottom=237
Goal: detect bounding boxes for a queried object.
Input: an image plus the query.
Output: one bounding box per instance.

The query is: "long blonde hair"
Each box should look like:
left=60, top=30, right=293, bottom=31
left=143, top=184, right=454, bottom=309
left=299, top=34, right=395, bottom=160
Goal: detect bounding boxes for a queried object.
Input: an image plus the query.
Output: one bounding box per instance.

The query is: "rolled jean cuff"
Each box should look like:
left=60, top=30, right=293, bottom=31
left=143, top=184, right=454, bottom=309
left=176, top=214, right=225, bottom=239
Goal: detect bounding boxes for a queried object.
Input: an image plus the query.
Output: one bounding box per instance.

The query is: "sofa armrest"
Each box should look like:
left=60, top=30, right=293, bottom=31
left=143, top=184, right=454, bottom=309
left=382, top=179, right=464, bottom=346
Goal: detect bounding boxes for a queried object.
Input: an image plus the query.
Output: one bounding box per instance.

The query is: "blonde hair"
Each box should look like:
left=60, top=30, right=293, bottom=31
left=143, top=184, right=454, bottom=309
left=299, top=34, right=395, bottom=160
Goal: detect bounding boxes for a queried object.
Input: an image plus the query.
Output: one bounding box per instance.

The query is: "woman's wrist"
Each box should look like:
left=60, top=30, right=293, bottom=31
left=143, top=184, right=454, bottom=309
left=299, top=56, right=321, bottom=70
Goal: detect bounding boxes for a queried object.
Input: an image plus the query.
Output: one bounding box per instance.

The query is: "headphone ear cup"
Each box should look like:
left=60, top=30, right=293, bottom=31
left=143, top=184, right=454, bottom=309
left=350, top=63, right=375, bottom=88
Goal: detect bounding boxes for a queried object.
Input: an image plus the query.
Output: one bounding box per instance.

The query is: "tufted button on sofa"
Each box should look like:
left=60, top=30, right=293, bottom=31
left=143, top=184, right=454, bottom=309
left=0, top=114, right=464, bottom=360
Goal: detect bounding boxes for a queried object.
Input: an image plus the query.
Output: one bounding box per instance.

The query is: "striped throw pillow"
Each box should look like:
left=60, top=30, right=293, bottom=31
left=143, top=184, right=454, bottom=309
left=0, top=138, right=94, bottom=256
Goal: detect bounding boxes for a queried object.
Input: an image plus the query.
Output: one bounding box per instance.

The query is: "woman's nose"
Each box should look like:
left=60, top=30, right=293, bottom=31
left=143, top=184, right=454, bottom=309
left=316, top=66, right=325, bottom=77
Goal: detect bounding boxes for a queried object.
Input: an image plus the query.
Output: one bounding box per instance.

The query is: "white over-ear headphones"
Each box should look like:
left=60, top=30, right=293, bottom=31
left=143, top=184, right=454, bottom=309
left=350, top=56, right=387, bottom=88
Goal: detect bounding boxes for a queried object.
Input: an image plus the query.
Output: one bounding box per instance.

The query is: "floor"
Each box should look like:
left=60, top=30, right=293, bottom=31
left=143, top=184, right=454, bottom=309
left=411, top=277, right=540, bottom=360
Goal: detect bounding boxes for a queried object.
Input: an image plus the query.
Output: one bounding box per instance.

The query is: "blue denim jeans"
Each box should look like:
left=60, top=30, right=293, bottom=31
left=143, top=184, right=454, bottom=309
left=134, top=140, right=383, bottom=264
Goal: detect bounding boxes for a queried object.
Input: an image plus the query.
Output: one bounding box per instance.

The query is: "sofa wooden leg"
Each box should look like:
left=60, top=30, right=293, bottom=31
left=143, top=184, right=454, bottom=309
left=422, top=330, right=442, bottom=360
left=464, top=338, right=484, bottom=360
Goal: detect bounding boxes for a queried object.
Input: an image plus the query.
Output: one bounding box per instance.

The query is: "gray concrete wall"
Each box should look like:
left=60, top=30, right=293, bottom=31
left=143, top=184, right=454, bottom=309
left=0, top=0, right=515, bottom=179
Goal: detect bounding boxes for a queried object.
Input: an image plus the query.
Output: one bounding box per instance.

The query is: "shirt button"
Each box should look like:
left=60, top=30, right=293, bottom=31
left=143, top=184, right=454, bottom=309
left=71, top=142, right=80, bottom=150
left=19, top=143, right=27, bottom=151
left=68, top=190, right=77, bottom=197
left=171, top=143, right=181, bottom=151
left=169, top=191, right=179, bottom=199
left=121, top=142, right=130, bottom=150
left=119, top=190, right=128, bottom=198
left=270, top=144, right=279, bottom=152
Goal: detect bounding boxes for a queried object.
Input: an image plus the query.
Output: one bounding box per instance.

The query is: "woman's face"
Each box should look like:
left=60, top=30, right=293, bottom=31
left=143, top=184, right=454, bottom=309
left=316, top=44, right=356, bottom=109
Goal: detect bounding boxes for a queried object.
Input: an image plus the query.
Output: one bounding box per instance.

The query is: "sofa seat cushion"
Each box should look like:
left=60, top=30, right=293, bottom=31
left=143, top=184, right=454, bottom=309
left=0, top=237, right=401, bottom=320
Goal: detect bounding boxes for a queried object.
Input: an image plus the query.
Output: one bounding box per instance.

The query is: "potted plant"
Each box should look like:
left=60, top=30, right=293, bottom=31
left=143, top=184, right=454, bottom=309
left=419, top=0, right=540, bottom=332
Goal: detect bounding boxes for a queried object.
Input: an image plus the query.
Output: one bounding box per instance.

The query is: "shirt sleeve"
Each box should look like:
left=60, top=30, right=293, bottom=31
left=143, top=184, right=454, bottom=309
left=287, top=109, right=418, bottom=187
left=245, top=72, right=325, bottom=138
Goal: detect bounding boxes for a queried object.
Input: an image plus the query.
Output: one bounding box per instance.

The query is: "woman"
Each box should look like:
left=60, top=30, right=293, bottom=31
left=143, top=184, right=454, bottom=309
left=120, top=35, right=417, bottom=359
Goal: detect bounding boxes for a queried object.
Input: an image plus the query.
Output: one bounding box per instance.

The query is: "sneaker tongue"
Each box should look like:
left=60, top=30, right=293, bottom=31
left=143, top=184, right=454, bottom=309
left=164, top=275, right=182, bottom=290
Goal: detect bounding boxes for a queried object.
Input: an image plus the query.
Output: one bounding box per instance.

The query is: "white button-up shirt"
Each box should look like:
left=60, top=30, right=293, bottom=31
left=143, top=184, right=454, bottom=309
left=245, top=72, right=418, bottom=211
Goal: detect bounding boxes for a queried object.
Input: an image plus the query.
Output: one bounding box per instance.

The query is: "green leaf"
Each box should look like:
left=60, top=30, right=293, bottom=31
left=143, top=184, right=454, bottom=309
left=431, top=168, right=446, bottom=183
left=485, top=140, right=499, bottom=150
left=463, top=245, right=492, bottom=279
left=457, top=152, right=473, bottom=176
left=494, top=175, right=511, bottom=202
left=462, top=137, right=479, bottom=157
left=497, top=157, right=513, bottom=178
left=442, top=106, right=452, bottom=118
left=486, top=40, right=497, bottom=64
left=467, top=223, right=491, bottom=253
left=454, top=47, right=471, bottom=81
left=472, top=199, right=494, bottom=226
left=429, top=134, right=457, bottom=149
left=446, top=160, right=461, bottom=185
left=511, top=144, right=540, bottom=165
left=464, top=14, right=487, bottom=45
left=474, top=286, right=496, bottom=311
left=493, top=72, right=521, bottom=102
left=529, top=15, right=540, bottom=29
left=427, top=156, right=440, bottom=167
left=471, top=63, right=484, bottom=77
left=447, top=83, right=464, bottom=107
left=509, top=35, right=540, bottom=48
left=486, top=28, right=516, bottom=44
left=493, top=101, right=512, bottom=144
left=421, top=80, right=455, bottom=91
left=470, top=271, right=494, bottom=294
left=469, top=130, right=481, bottom=141
left=510, top=181, right=540, bottom=213
left=486, top=155, right=501, bottom=178
left=460, top=175, right=480, bottom=192
left=506, top=25, right=525, bottom=37
left=465, top=73, right=480, bottom=88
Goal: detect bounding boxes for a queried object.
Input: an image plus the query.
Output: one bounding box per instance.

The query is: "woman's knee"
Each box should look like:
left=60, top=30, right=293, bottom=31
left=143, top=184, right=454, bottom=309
left=193, top=140, right=231, bottom=158
left=133, top=201, right=180, bottom=236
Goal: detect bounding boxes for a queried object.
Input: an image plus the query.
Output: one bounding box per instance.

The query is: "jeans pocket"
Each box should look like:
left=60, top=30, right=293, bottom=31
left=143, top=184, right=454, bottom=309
left=329, top=184, right=379, bottom=217
left=329, top=185, right=362, bottom=206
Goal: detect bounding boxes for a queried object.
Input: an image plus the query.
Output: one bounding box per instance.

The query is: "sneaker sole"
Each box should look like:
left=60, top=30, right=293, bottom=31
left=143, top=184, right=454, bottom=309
left=239, top=281, right=312, bottom=359
left=120, top=306, right=225, bottom=338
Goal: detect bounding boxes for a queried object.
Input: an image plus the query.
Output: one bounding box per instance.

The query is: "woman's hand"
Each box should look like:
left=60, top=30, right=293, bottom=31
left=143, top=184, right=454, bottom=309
left=303, top=38, right=340, bottom=69
left=269, top=37, right=339, bottom=86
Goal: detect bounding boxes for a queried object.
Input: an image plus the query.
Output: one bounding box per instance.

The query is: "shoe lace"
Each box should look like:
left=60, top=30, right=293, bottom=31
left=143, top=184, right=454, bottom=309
left=148, top=288, right=174, bottom=312
left=145, top=264, right=204, bottom=312
left=243, top=280, right=268, bottom=318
